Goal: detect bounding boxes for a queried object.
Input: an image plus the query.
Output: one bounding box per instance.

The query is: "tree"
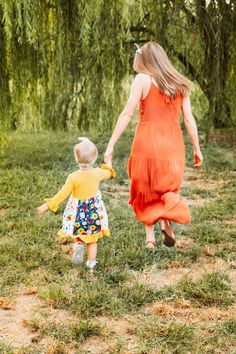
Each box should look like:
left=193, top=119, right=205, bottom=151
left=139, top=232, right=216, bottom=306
left=180, top=0, right=236, bottom=128
left=0, top=0, right=235, bottom=132
left=130, top=0, right=236, bottom=129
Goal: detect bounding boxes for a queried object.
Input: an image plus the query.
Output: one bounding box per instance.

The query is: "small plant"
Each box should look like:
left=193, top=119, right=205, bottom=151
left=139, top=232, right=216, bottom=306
left=69, top=320, right=101, bottom=342
left=39, top=285, right=71, bottom=308
left=136, top=318, right=194, bottom=352
left=153, top=271, right=234, bottom=308
left=178, top=271, right=233, bottom=307
left=45, top=341, right=68, bottom=354
left=118, top=283, right=156, bottom=310
left=213, top=318, right=236, bottom=337
left=99, top=268, right=129, bottom=285
left=0, top=342, right=14, bottom=354
left=23, top=318, right=41, bottom=333
left=33, top=320, right=101, bottom=344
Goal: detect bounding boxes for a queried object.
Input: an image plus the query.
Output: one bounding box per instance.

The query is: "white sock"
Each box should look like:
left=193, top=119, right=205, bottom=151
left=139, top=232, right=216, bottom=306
left=86, top=259, right=97, bottom=269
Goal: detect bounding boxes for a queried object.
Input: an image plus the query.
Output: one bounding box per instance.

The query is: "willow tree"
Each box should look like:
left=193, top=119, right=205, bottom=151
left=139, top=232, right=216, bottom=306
left=130, top=0, right=236, bottom=129
left=0, top=0, right=235, bottom=133
left=179, top=0, right=236, bottom=128
left=0, top=0, right=139, bottom=131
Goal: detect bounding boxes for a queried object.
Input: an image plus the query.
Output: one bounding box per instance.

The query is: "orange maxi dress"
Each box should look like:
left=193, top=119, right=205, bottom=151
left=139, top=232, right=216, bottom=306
left=128, top=83, right=191, bottom=225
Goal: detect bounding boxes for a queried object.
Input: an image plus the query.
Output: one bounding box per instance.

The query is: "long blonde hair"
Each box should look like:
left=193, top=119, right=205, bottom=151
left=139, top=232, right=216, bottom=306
left=133, top=41, right=192, bottom=98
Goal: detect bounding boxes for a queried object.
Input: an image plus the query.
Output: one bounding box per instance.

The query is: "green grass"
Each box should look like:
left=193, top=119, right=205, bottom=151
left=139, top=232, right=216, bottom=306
left=144, top=271, right=234, bottom=308
left=0, top=343, right=14, bottom=354
left=135, top=317, right=236, bottom=353
left=0, top=130, right=235, bottom=352
left=136, top=319, right=195, bottom=353
left=38, top=279, right=158, bottom=318
left=173, top=271, right=234, bottom=307
left=213, top=318, right=236, bottom=338
left=26, top=318, right=102, bottom=345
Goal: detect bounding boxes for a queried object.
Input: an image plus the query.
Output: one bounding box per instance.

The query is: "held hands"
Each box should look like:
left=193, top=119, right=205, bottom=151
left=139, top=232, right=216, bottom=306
left=36, top=203, right=49, bottom=214
left=104, top=145, right=113, bottom=166
left=194, top=149, right=203, bottom=167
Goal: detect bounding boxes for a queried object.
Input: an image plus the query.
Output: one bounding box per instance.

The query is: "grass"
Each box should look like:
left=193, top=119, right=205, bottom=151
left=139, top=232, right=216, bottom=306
left=0, top=129, right=235, bottom=353
left=136, top=319, right=195, bottom=353
left=0, top=343, right=14, bottom=354
left=135, top=316, right=236, bottom=353
left=171, top=271, right=234, bottom=307
left=25, top=318, right=102, bottom=345
left=138, top=270, right=234, bottom=309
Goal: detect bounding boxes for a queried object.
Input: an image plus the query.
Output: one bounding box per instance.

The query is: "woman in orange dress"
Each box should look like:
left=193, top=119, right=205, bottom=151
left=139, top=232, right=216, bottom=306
left=104, top=41, right=203, bottom=249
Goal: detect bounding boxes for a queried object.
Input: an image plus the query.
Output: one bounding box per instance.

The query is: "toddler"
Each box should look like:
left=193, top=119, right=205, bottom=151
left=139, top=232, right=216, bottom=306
left=37, top=137, right=116, bottom=271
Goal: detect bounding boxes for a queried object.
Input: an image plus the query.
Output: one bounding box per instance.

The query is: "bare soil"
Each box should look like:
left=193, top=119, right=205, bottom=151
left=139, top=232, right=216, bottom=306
left=0, top=295, right=41, bottom=348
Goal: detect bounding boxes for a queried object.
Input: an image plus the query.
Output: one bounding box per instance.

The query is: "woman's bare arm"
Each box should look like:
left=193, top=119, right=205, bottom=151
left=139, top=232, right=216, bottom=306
left=182, top=96, right=203, bottom=166
left=104, top=74, right=144, bottom=162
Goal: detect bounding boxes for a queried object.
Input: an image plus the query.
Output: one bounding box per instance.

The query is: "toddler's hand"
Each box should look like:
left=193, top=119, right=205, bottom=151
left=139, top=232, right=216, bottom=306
left=36, top=203, right=49, bottom=214
left=194, top=149, right=203, bottom=167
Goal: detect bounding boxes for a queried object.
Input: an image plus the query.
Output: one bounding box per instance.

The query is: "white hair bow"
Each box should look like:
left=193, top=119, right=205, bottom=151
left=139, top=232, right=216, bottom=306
left=134, top=43, right=142, bottom=55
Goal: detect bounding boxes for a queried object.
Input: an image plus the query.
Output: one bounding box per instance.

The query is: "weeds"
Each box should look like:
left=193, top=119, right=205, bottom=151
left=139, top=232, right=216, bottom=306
left=136, top=318, right=195, bottom=353
left=27, top=319, right=101, bottom=344
left=0, top=343, right=14, bottom=354
left=155, top=271, right=234, bottom=308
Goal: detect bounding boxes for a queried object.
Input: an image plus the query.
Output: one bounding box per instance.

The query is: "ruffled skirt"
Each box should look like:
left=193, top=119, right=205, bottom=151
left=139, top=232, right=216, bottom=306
left=58, top=191, right=110, bottom=243
left=128, top=155, right=191, bottom=225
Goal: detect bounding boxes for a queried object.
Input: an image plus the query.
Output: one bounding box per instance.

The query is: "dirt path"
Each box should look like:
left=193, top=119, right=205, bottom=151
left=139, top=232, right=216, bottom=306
left=131, top=258, right=235, bottom=289
left=0, top=295, right=41, bottom=348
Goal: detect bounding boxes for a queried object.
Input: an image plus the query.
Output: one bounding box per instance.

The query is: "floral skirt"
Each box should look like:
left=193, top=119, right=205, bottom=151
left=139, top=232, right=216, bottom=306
left=58, top=191, right=110, bottom=243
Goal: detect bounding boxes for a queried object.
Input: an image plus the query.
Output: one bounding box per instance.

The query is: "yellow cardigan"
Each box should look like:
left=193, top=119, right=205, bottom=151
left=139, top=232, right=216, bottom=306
left=45, top=164, right=116, bottom=212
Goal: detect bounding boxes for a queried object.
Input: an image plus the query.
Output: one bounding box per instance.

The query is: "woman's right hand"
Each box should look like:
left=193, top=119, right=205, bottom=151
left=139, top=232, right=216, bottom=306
left=104, top=145, right=114, bottom=165
left=194, top=149, right=203, bottom=167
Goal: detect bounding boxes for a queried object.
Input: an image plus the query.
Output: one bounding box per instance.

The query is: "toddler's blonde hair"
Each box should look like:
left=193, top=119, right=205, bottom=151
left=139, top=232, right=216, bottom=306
left=74, top=137, right=98, bottom=165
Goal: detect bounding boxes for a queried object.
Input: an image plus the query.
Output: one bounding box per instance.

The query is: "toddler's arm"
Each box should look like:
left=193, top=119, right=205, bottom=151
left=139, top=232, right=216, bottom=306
left=99, top=164, right=116, bottom=180
left=37, top=175, right=73, bottom=214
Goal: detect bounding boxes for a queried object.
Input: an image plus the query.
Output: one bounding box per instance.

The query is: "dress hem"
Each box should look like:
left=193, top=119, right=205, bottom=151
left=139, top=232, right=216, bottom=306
left=129, top=190, right=191, bottom=225
left=58, top=229, right=110, bottom=244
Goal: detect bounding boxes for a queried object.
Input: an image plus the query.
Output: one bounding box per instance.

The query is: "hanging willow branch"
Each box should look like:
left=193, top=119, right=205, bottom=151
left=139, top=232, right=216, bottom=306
left=0, top=0, right=235, bottom=132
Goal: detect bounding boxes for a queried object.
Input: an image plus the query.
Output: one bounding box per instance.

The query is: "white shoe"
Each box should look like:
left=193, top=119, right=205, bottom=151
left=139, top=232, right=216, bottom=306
left=86, top=259, right=97, bottom=272
left=72, top=243, right=84, bottom=265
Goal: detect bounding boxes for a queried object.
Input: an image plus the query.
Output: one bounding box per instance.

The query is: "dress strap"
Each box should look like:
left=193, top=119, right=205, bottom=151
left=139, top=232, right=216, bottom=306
left=150, top=75, right=159, bottom=89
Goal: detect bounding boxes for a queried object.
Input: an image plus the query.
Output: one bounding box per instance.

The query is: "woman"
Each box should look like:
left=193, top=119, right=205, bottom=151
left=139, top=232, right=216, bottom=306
left=104, top=41, right=203, bottom=250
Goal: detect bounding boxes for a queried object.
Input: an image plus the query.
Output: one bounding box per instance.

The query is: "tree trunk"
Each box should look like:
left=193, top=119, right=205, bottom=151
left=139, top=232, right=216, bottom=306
left=0, top=8, right=11, bottom=127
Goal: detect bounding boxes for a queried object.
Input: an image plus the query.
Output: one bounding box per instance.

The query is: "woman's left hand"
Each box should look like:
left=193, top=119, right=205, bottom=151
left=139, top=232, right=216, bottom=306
left=36, top=203, right=49, bottom=214
left=194, top=149, right=203, bottom=167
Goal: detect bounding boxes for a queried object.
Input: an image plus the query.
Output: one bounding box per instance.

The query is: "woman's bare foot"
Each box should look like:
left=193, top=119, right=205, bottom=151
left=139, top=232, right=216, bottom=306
left=160, top=219, right=176, bottom=247
left=145, top=224, right=156, bottom=250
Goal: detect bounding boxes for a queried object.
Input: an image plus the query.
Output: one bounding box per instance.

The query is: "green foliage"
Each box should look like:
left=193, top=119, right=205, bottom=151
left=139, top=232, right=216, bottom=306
left=0, top=133, right=8, bottom=153
left=156, top=271, right=234, bottom=308
left=38, top=320, right=101, bottom=343
left=213, top=318, right=236, bottom=338
left=136, top=317, right=236, bottom=353
left=136, top=319, right=194, bottom=353
left=0, top=343, right=14, bottom=354
left=178, top=271, right=233, bottom=307
left=0, top=1, right=235, bottom=131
